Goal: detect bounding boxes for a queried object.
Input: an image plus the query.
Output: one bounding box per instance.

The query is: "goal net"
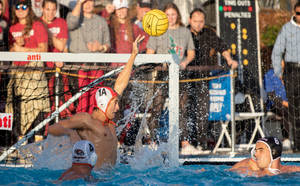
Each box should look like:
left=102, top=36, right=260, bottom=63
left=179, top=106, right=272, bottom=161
left=0, top=52, right=180, bottom=167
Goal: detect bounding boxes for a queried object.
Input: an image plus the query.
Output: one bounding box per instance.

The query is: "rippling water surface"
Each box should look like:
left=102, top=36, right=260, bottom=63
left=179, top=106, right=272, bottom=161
left=1, top=135, right=300, bottom=185
left=1, top=163, right=300, bottom=186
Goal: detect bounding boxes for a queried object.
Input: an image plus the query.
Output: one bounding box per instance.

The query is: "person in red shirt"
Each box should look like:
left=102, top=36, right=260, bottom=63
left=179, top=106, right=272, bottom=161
left=0, top=0, right=8, bottom=101
left=1, top=0, right=8, bottom=23
left=0, top=0, right=8, bottom=50
left=109, top=0, right=148, bottom=67
left=41, top=0, right=75, bottom=120
left=5, top=0, right=50, bottom=141
left=9, top=0, right=48, bottom=56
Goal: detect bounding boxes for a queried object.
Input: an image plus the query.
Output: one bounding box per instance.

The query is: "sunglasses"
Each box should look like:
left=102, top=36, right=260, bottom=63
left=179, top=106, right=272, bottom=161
left=15, top=4, right=28, bottom=11
left=296, top=12, right=300, bottom=16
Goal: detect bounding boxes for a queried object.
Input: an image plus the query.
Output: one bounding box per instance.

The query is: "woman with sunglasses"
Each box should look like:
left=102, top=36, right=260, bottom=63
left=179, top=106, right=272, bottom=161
left=5, top=0, right=50, bottom=142
left=9, top=0, right=48, bottom=53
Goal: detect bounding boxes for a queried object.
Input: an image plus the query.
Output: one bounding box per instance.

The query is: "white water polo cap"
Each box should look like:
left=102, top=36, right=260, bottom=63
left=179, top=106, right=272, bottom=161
left=95, top=87, right=118, bottom=114
left=72, top=140, right=98, bottom=167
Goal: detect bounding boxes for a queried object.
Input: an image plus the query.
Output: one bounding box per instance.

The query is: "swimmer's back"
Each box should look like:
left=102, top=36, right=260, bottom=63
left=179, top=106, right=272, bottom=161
left=73, top=114, right=118, bottom=169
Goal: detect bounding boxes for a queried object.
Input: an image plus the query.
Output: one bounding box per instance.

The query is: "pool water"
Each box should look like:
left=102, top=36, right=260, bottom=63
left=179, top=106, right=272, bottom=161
left=2, top=136, right=300, bottom=185
left=1, top=163, right=300, bottom=185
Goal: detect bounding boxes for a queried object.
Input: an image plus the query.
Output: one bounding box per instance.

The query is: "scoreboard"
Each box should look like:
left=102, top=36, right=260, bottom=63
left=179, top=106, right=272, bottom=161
left=216, top=0, right=262, bottom=99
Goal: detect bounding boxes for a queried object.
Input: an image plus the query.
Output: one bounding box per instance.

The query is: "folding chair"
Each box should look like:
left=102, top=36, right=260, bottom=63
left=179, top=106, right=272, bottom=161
left=208, top=71, right=265, bottom=153
left=212, top=94, right=265, bottom=153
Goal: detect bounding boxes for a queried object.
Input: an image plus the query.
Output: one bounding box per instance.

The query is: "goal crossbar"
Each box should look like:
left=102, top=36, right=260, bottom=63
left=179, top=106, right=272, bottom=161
left=0, top=52, right=173, bottom=64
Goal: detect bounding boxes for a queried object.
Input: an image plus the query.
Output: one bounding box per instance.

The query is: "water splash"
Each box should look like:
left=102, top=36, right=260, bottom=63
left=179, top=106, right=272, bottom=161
left=128, top=142, right=169, bottom=170
left=21, top=135, right=72, bottom=170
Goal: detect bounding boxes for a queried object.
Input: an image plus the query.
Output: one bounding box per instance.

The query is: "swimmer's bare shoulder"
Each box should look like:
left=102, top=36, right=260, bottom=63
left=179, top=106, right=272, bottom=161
left=229, top=158, right=261, bottom=176
left=68, top=113, right=105, bottom=138
left=62, top=112, right=95, bottom=129
left=49, top=113, right=91, bottom=138
left=229, top=158, right=251, bottom=171
left=280, top=164, right=300, bottom=173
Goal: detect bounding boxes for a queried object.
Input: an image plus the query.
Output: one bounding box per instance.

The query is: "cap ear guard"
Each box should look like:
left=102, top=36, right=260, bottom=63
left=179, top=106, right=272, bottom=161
left=251, top=147, right=256, bottom=161
left=88, top=152, right=98, bottom=167
left=72, top=140, right=98, bottom=167
left=95, top=87, right=118, bottom=114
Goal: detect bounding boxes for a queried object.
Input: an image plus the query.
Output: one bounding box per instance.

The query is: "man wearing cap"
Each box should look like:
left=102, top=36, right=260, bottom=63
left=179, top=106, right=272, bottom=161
left=230, top=137, right=300, bottom=176
left=48, top=35, right=145, bottom=169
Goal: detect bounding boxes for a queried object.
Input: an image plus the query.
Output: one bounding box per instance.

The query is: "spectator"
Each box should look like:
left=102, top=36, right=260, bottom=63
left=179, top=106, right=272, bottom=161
left=264, top=65, right=291, bottom=149
left=99, top=1, right=115, bottom=22
left=67, top=0, right=110, bottom=114
left=182, top=8, right=238, bottom=153
left=41, top=0, right=75, bottom=119
left=2, top=0, right=8, bottom=23
left=109, top=0, right=148, bottom=67
left=105, top=0, right=149, bottom=144
left=0, top=1, right=8, bottom=138
left=67, top=0, right=110, bottom=53
left=32, top=0, right=43, bottom=17
left=132, top=0, right=153, bottom=31
left=146, top=2, right=195, bottom=147
left=0, top=0, right=8, bottom=50
left=272, top=2, right=300, bottom=151
left=6, top=0, right=50, bottom=141
left=32, top=0, right=60, bottom=17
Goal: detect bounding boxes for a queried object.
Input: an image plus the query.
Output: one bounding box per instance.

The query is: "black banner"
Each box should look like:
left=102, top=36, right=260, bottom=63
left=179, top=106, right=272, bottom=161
left=217, top=0, right=260, bottom=98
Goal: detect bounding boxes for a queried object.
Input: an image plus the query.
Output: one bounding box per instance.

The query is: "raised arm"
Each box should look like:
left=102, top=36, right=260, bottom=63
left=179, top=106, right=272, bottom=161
left=66, top=0, right=85, bottom=30
left=72, top=0, right=85, bottom=17
left=114, top=35, right=145, bottom=95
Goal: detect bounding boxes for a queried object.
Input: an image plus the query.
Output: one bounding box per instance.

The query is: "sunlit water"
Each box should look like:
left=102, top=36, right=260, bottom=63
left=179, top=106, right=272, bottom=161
left=1, top=163, right=300, bottom=185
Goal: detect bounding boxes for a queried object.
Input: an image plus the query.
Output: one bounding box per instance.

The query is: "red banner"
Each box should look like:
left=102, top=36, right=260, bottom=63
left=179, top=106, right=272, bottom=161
left=0, top=113, right=13, bottom=131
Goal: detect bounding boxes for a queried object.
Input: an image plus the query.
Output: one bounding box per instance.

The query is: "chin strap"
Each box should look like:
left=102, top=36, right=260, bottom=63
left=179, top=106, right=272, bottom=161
left=251, top=147, right=256, bottom=161
left=268, top=166, right=280, bottom=175
left=99, top=109, right=116, bottom=126
left=103, top=117, right=116, bottom=126
left=268, top=158, right=281, bottom=175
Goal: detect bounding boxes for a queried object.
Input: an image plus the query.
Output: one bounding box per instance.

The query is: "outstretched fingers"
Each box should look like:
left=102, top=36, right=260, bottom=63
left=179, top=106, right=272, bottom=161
left=135, top=35, right=145, bottom=44
left=132, top=35, right=145, bottom=54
